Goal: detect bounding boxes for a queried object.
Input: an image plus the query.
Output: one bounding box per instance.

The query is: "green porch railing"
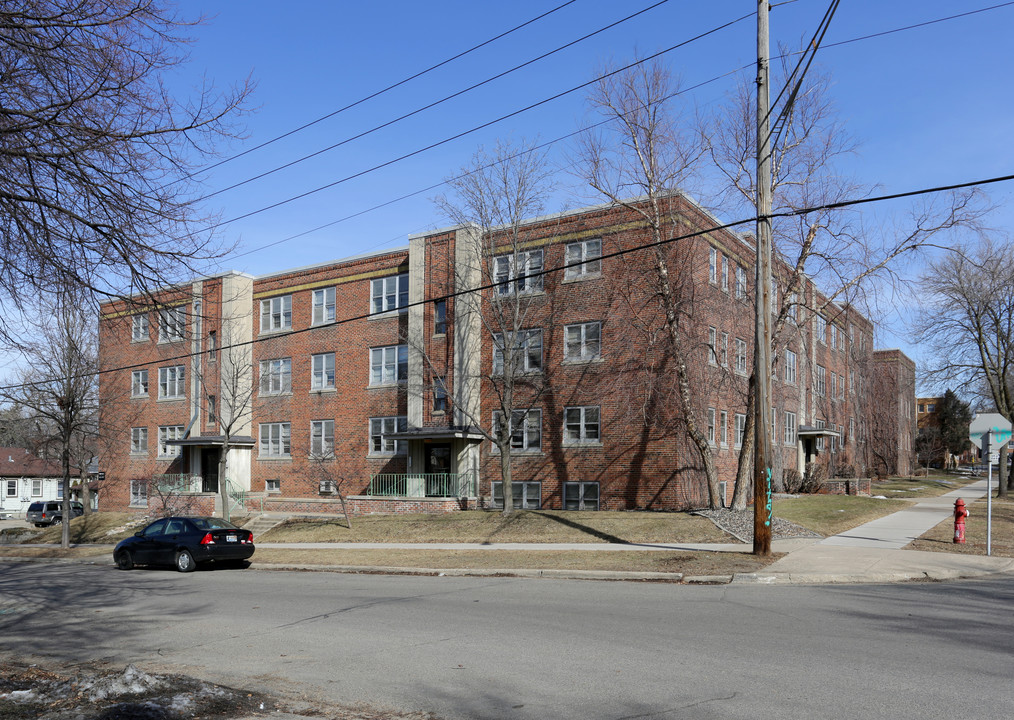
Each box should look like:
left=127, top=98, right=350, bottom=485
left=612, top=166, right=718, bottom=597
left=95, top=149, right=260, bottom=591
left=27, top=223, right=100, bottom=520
left=368, top=472, right=476, bottom=498
left=152, top=473, right=202, bottom=494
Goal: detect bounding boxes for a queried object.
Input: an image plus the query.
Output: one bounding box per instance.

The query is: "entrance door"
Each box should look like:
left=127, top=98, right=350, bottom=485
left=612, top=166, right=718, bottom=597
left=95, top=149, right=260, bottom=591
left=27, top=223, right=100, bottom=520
left=201, top=448, right=220, bottom=493
left=425, top=443, right=452, bottom=496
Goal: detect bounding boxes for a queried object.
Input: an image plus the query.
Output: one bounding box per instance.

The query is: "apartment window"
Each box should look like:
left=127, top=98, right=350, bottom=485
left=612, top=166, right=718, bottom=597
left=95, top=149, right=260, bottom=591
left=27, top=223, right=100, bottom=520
left=5, top=479, right=15, bottom=497
left=494, top=249, right=544, bottom=295
left=770, top=278, right=779, bottom=313
left=563, top=482, right=600, bottom=511
left=493, top=329, right=542, bottom=374
left=433, top=376, right=448, bottom=413
left=838, top=330, right=846, bottom=351
left=927, top=403, right=936, bottom=412
left=565, top=238, right=602, bottom=279
left=131, top=314, right=149, bottom=342
left=371, top=274, right=408, bottom=314
left=131, top=370, right=149, bottom=397
left=735, top=266, right=747, bottom=300
left=158, top=425, right=185, bottom=457
left=564, top=406, right=600, bottom=445
left=260, top=358, right=292, bottom=395
left=839, top=375, right=845, bottom=400
left=259, top=423, right=291, bottom=457
left=788, top=293, right=799, bottom=323
left=158, top=366, right=185, bottom=399
left=784, top=411, right=797, bottom=446
left=815, top=419, right=826, bottom=451
left=830, top=372, right=838, bottom=401
left=564, top=322, right=601, bottom=362
left=849, top=416, right=855, bottom=443
left=785, top=349, right=797, bottom=384
left=158, top=306, right=186, bottom=343
left=830, top=324, right=837, bottom=349
left=433, top=299, right=447, bottom=335
left=815, top=314, right=827, bottom=344
left=313, top=287, right=336, bottom=325
left=311, top=420, right=335, bottom=457
left=130, top=479, right=148, bottom=507
left=720, top=332, right=729, bottom=367
left=734, top=414, right=746, bottom=448
left=720, top=410, right=729, bottom=446
left=708, top=327, right=718, bottom=366
left=849, top=369, right=855, bottom=394
left=492, top=481, right=541, bottom=510
left=370, top=416, right=407, bottom=454
left=816, top=365, right=826, bottom=397
left=311, top=353, right=336, bottom=391
left=370, top=345, right=407, bottom=385
left=735, top=338, right=748, bottom=374
left=707, top=408, right=716, bottom=444
left=208, top=330, right=217, bottom=361
left=30, top=479, right=42, bottom=497
left=849, top=324, right=855, bottom=345
left=721, top=255, right=729, bottom=292
left=771, top=407, right=778, bottom=443
left=260, top=295, right=292, bottom=333
left=265, top=479, right=281, bottom=493
left=493, top=409, right=541, bottom=452
left=709, top=247, right=718, bottom=284
left=207, top=395, right=216, bottom=424
left=130, top=427, right=148, bottom=455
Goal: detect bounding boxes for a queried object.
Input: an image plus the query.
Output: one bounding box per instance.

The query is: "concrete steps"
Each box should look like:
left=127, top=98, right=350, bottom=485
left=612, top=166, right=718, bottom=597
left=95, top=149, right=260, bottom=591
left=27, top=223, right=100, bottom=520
left=243, top=514, right=287, bottom=538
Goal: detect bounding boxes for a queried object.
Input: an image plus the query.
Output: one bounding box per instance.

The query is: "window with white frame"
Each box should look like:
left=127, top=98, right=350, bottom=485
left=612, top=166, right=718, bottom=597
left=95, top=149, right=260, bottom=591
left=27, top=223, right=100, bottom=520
left=720, top=332, right=729, bottom=367
left=492, top=481, right=541, bottom=510
left=816, top=365, right=826, bottom=397
left=709, top=247, right=718, bottom=284
left=369, top=345, right=407, bottom=385
left=494, top=249, right=544, bottom=295
left=735, top=266, right=747, bottom=300
left=707, top=408, right=716, bottom=444
left=312, top=287, right=336, bottom=325
left=849, top=323, right=855, bottom=345
left=493, top=409, right=541, bottom=451
left=31, top=479, right=43, bottom=496
left=131, top=370, right=149, bottom=397
left=788, top=293, right=799, bottom=323
left=208, top=394, right=216, bottom=423
left=785, top=349, right=797, bottom=384
left=564, top=406, right=600, bottom=445
left=849, top=369, right=855, bottom=394
left=564, top=322, right=601, bottom=362
left=158, top=306, right=186, bottom=343
left=838, top=329, right=845, bottom=351
left=260, top=295, right=292, bottom=333
left=708, top=327, right=718, bottom=366
left=5, top=479, right=15, bottom=497
left=770, top=278, right=779, bottom=313
left=259, top=358, right=292, bottom=395
left=158, top=425, right=184, bottom=457
left=259, top=422, right=291, bottom=457
left=735, top=338, right=748, bottom=374
left=735, top=413, right=746, bottom=447
left=815, top=313, right=827, bottom=344
left=433, top=299, right=448, bottom=335
left=208, top=330, right=217, bottom=361
left=815, top=419, right=826, bottom=451
left=130, top=479, right=148, bottom=506
left=493, top=329, right=542, bottom=374
left=131, top=314, right=149, bottom=342
left=721, top=255, right=729, bottom=292
left=265, top=479, right=281, bottom=493
left=830, top=324, right=837, bottom=349
left=370, top=416, right=407, bottom=454
left=565, top=238, right=601, bottom=279
left=311, top=419, right=335, bottom=457
left=563, top=481, right=600, bottom=510
left=311, top=353, right=335, bottom=391
left=432, top=376, right=448, bottom=413
left=831, top=372, right=838, bottom=401
left=771, top=407, right=778, bottom=442
left=784, top=411, right=797, bottom=446
left=131, top=427, right=148, bottom=454
left=720, top=410, right=728, bottom=446
left=371, top=274, right=408, bottom=314
left=849, top=416, right=855, bottom=443
left=158, top=366, right=185, bottom=399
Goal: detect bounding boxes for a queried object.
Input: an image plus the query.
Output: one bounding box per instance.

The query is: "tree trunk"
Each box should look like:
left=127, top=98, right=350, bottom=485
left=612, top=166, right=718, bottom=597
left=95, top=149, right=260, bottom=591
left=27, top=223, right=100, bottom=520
left=499, top=442, right=514, bottom=517
left=731, top=374, right=757, bottom=510
left=219, top=441, right=231, bottom=522
left=999, top=444, right=1009, bottom=498
left=79, top=467, right=91, bottom=516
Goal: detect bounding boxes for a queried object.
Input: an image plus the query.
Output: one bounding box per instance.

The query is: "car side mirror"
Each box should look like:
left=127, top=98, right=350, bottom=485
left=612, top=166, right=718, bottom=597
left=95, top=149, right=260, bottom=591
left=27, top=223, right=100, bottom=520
left=134, top=531, right=143, bottom=537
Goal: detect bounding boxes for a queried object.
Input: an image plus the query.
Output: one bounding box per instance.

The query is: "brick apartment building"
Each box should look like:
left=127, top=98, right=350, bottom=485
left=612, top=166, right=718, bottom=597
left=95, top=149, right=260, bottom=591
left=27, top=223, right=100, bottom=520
left=98, top=195, right=906, bottom=516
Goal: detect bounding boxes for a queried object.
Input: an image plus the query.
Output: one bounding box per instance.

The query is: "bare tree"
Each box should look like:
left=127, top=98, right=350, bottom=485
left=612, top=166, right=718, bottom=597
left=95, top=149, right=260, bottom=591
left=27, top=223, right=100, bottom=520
left=575, top=59, right=726, bottom=508
left=914, top=237, right=1014, bottom=496
left=434, top=139, right=557, bottom=516
left=307, top=455, right=352, bottom=529
left=0, top=292, right=98, bottom=548
left=0, top=1, right=251, bottom=339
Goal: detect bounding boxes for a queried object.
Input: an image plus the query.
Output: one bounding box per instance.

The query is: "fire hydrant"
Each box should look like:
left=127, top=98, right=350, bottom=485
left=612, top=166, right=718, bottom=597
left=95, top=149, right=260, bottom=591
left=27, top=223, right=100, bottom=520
left=953, top=498, right=970, bottom=544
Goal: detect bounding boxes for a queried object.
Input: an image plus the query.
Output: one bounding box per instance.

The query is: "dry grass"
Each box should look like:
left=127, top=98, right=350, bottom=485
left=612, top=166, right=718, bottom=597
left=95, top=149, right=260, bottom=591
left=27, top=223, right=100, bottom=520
left=256, top=509, right=734, bottom=544
left=23, top=512, right=148, bottom=544
left=0, top=546, right=109, bottom=559
left=252, top=548, right=780, bottom=576
left=772, top=495, right=909, bottom=536
left=872, top=473, right=978, bottom=499
left=908, top=498, right=1014, bottom=557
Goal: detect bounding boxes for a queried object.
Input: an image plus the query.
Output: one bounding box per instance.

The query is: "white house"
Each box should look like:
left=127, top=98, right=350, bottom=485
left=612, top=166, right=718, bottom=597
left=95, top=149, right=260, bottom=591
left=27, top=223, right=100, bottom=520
left=0, top=447, right=66, bottom=518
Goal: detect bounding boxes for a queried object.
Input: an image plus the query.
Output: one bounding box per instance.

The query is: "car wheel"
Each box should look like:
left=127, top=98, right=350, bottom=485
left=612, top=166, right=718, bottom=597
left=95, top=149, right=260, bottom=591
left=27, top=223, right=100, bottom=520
left=34, top=524, right=43, bottom=528
left=175, top=549, right=196, bottom=573
left=52, top=518, right=62, bottom=525
left=115, top=551, right=134, bottom=571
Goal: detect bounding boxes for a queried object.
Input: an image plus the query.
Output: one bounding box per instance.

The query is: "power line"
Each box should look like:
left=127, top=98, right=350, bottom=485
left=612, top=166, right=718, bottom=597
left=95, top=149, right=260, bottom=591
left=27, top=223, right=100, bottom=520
left=19, top=170, right=1011, bottom=393
left=198, top=1, right=670, bottom=202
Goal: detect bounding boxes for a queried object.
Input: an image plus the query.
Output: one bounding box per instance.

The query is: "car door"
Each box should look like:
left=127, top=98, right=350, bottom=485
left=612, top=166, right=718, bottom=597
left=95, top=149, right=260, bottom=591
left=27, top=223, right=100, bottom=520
left=156, top=518, right=189, bottom=565
left=131, top=519, right=167, bottom=565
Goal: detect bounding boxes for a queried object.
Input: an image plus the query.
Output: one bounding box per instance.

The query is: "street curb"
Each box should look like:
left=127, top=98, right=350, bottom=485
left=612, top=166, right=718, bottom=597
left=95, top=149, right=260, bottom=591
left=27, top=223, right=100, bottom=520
left=254, top=563, right=686, bottom=582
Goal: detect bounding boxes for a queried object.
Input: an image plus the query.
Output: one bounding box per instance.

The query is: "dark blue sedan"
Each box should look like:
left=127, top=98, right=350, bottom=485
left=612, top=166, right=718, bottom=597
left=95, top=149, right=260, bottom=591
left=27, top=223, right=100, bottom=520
left=114, top=516, right=255, bottom=572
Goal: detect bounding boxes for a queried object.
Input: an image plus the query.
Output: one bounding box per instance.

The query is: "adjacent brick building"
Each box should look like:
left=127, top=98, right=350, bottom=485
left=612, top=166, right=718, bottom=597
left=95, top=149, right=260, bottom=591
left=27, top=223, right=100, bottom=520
left=98, top=195, right=909, bottom=515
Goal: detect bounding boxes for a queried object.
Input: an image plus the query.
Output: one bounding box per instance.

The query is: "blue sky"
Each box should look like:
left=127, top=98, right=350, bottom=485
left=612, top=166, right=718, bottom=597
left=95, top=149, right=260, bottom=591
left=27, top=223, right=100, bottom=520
left=174, top=0, right=1014, bottom=374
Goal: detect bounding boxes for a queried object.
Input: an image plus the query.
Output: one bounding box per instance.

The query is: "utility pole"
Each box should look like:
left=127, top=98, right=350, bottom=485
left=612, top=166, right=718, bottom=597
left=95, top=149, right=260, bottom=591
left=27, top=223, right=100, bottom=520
left=753, top=0, right=774, bottom=556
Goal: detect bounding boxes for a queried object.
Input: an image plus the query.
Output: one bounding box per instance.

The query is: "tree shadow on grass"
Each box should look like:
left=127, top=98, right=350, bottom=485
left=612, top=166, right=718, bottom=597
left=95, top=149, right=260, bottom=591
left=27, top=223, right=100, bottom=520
left=530, top=511, right=629, bottom=544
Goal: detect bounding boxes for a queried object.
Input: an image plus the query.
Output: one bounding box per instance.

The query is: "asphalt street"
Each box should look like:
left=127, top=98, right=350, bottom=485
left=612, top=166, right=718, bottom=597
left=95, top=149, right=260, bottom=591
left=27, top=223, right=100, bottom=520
left=2, top=562, right=1013, bottom=719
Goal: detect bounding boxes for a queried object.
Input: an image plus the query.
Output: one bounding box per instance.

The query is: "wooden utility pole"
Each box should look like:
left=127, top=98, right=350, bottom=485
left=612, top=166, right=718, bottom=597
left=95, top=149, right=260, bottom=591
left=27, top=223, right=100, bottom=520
left=753, top=0, right=774, bottom=555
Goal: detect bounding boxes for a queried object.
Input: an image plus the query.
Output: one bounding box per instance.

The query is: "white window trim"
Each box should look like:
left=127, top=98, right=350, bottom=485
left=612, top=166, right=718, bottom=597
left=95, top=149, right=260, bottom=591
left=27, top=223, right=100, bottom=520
left=259, top=422, right=292, bottom=458
left=563, top=406, right=601, bottom=446
left=492, top=409, right=542, bottom=453
left=158, top=366, right=185, bottom=400
left=131, top=370, right=149, bottom=398
left=369, top=416, right=408, bottom=456
left=493, top=329, right=543, bottom=375
left=130, top=479, right=148, bottom=507
left=131, top=314, right=149, bottom=343
left=563, top=481, right=600, bottom=511
left=157, top=306, right=186, bottom=344
left=312, top=287, right=336, bottom=325
left=370, top=274, right=409, bottom=315
left=259, top=358, right=292, bottom=396
left=369, top=345, right=407, bottom=386
left=564, top=322, right=602, bottom=363
left=310, top=419, right=335, bottom=457
left=564, top=238, right=602, bottom=281
left=157, top=425, right=185, bottom=458
left=493, top=250, right=544, bottom=296
left=311, top=352, right=336, bottom=391
left=260, top=295, right=292, bottom=334
left=130, top=427, right=148, bottom=455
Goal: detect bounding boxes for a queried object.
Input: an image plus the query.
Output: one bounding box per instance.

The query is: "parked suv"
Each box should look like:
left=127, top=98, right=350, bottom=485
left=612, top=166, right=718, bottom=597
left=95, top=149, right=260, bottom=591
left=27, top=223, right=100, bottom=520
left=25, top=501, right=84, bottom=527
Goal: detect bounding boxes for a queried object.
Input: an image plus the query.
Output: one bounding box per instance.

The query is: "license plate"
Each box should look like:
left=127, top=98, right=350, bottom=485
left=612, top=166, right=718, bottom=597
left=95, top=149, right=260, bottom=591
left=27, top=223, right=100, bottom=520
left=226, top=535, right=237, bottom=543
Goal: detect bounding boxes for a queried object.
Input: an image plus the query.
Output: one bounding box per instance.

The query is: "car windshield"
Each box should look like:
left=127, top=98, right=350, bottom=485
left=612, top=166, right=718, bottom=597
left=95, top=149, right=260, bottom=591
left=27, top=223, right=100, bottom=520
left=28, top=503, right=43, bottom=511
left=190, top=518, right=239, bottom=530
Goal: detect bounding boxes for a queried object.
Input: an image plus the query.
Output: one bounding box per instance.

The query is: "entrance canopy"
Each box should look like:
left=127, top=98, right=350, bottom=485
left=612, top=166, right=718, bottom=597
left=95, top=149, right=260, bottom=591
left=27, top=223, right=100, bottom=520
left=386, top=427, right=486, bottom=443
left=165, top=435, right=256, bottom=448
left=797, top=426, right=841, bottom=441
